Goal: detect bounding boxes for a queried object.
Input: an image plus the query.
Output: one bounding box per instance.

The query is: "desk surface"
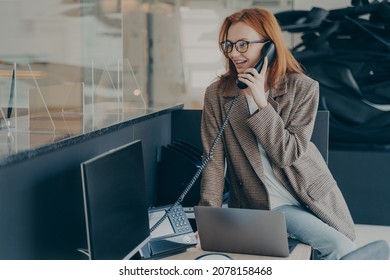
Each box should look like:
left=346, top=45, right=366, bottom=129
left=163, top=243, right=311, bottom=260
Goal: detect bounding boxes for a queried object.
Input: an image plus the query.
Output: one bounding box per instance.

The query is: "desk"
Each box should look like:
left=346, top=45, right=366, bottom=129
left=163, top=243, right=312, bottom=260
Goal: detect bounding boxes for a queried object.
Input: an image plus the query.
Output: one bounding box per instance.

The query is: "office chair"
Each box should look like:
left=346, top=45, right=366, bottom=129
left=340, top=240, right=390, bottom=260
left=311, top=110, right=329, bottom=164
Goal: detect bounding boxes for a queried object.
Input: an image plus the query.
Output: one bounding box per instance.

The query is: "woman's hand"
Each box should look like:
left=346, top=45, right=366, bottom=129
left=237, top=57, right=269, bottom=109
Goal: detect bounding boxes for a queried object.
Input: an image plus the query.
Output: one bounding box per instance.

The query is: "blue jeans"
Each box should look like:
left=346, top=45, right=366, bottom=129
left=273, top=205, right=356, bottom=260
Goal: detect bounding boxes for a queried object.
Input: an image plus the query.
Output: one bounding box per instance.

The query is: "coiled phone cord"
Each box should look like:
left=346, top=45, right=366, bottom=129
left=150, top=94, right=238, bottom=233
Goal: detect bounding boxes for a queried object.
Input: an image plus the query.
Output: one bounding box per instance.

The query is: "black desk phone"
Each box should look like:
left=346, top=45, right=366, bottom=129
left=139, top=204, right=197, bottom=259
left=237, top=41, right=275, bottom=89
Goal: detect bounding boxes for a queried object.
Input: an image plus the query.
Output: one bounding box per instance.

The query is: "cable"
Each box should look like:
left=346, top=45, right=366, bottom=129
left=195, top=253, right=233, bottom=260
left=150, top=94, right=238, bottom=233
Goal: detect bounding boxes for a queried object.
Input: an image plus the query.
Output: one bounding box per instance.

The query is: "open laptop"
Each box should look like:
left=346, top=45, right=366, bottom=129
left=194, top=206, right=293, bottom=257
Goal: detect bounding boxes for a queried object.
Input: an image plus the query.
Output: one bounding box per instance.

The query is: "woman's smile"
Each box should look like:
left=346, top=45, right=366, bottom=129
left=232, top=58, right=249, bottom=72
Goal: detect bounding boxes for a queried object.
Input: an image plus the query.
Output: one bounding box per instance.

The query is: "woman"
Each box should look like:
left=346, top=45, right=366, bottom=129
left=198, top=7, right=356, bottom=260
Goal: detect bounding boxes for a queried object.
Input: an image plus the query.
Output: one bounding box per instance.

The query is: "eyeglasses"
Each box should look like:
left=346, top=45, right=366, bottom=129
left=220, top=39, right=269, bottom=54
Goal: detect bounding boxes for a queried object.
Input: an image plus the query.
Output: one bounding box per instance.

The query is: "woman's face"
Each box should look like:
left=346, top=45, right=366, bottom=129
left=226, top=22, right=266, bottom=74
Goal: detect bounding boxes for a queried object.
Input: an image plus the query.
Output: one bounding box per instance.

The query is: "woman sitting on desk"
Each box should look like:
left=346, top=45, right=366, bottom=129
left=198, top=7, right=356, bottom=260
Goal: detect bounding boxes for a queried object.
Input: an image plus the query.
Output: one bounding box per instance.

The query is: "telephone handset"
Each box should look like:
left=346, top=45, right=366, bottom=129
left=237, top=41, right=276, bottom=90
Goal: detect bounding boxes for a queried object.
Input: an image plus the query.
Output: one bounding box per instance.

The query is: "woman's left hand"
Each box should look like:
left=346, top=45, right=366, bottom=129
left=237, top=57, right=269, bottom=109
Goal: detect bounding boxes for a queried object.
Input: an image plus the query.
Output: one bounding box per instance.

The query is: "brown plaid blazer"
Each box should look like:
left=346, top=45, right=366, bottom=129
left=199, top=73, right=356, bottom=241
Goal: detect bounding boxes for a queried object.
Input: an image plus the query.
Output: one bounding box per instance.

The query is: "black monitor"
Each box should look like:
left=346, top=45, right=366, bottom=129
left=80, top=140, right=150, bottom=260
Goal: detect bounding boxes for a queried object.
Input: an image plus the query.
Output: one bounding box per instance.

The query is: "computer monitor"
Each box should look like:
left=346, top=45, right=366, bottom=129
left=80, top=140, right=151, bottom=260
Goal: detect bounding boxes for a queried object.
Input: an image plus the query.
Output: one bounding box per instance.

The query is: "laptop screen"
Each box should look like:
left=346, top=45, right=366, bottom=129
left=81, top=140, right=150, bottom=260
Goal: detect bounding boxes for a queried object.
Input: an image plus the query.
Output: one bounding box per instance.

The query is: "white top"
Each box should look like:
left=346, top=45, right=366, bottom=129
left=245, top=92, right=300, bottom=209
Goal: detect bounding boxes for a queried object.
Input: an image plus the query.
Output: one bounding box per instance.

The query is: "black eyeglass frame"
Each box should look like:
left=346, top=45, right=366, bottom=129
left=220, top=39, right=269, bottom=54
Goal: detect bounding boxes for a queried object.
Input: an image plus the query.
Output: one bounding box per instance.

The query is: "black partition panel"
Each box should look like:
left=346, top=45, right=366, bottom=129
left=171, top=109, right=202, bottom=151
left=329, top=149, right=390, bottom=226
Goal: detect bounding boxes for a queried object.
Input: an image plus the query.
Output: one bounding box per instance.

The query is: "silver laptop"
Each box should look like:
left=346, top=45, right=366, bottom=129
left=194, top=206, right=290, bottom=257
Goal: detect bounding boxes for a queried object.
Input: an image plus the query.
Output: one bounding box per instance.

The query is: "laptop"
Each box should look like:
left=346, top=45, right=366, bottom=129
left=194, top=206, right=291, bottom=257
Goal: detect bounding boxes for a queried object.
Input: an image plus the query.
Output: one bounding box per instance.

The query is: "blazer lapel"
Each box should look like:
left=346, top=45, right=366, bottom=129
left=224, top=95, right=266, bottom=183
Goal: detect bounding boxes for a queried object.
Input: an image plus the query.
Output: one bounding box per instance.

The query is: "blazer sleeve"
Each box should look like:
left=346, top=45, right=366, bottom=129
left=247, top=77, right=319, bottom=167
left=198, top=86, right=226, bottom=207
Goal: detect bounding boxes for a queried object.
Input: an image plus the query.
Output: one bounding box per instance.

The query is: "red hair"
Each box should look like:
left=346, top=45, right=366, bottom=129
left=218, top=8, right=303, bottom=90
